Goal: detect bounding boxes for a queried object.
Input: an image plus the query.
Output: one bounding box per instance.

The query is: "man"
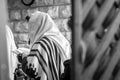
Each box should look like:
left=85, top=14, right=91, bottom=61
left=6, top=25, right=18, bottom=80
left=6, top=25, right=30, bottom=80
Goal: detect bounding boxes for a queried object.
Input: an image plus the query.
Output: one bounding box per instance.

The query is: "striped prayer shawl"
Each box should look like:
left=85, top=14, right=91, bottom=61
left=27, top=36, right=64, bottom=80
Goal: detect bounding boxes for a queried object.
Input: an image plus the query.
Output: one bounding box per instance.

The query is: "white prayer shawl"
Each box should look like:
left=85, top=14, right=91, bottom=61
left=6, top=25, right=18, bottom=80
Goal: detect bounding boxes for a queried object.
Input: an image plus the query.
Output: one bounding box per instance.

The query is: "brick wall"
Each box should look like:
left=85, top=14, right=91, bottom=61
left=8, top=0, right=71, bottom=48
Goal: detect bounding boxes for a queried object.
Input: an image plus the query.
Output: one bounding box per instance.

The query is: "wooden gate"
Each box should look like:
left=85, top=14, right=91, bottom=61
left=72, top=0, right=120, bottom=80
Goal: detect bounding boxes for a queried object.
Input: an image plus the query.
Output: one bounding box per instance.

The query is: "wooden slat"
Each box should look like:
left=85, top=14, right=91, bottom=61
left=101, top=41, right=120, bottom=80
left=92, top=0, right=114, bottom=32
left=114, top=71, right=120, bottom=80
left=83, top=11, right=120, bottom=80
left=72, top=0, right=82, bottom=80
left=82, top=0, right=96, bottom=22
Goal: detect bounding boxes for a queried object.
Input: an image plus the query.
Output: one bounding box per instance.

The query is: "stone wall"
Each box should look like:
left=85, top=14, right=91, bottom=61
left=8, top=0, right=71, bottom=48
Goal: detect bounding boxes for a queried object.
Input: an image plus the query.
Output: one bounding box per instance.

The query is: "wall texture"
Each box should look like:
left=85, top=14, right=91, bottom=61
left=8, top=0, right=71, bottom=48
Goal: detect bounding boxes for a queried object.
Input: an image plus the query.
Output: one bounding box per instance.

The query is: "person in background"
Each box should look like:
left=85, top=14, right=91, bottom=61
left=22, top=11, right=71, bottom=80
left=6, top=25, right=30, bottom=80
left=6, top=25, right=18, bottom=80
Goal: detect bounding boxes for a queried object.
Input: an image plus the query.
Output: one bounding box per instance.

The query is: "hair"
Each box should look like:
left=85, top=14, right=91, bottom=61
left=67, top=16, right=72, bottom=30
left=25, top=16, right=30, bottom=22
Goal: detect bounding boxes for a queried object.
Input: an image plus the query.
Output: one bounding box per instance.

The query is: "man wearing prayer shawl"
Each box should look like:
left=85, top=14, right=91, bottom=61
left=22, top=11, right=71, bottom=80
left=6, top=25, right=30, bottom=80
left=6, top=25, right=18, bottom=80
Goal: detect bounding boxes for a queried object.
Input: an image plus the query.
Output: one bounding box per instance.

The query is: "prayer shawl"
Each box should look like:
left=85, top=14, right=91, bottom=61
left=23, top=11, right=71, bottom=80
left=6, top=25, right=18, bottom=80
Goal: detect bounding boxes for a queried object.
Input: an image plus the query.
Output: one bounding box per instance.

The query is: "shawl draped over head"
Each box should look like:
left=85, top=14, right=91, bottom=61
left=28, top=11, right=71, bottom=60
left=6, top=25, right=18, bottom=80
left=28, top=11, right=70, bottom=59
left=23, top=11, right=71, bottom=80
